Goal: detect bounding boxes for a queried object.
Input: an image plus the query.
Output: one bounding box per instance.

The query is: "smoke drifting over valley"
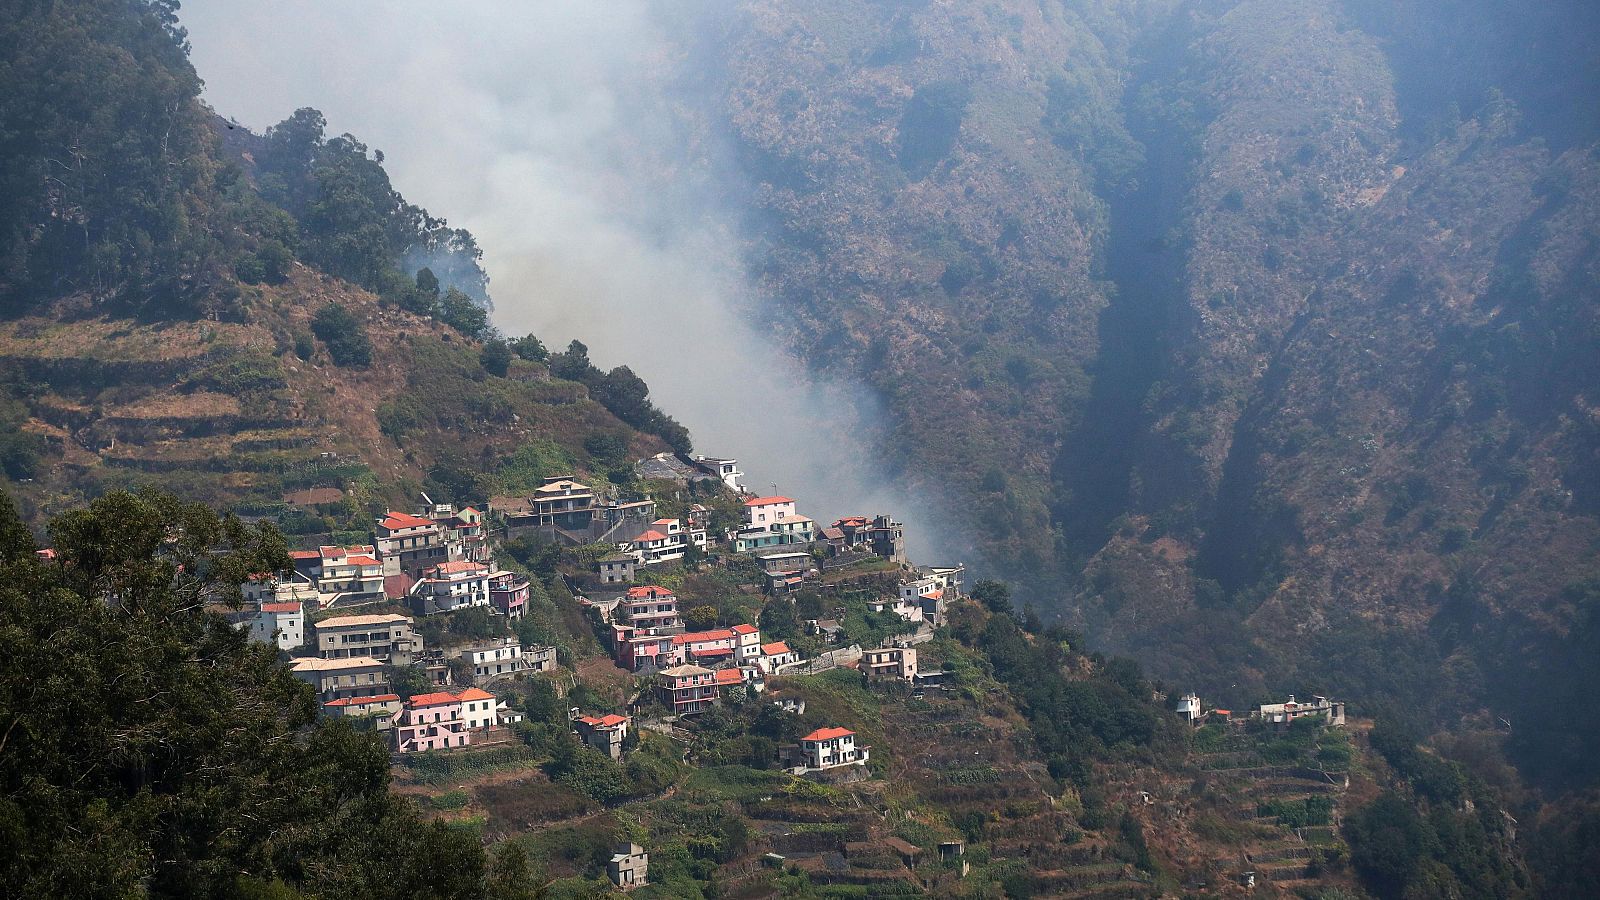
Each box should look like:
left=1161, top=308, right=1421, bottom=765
left=180, top=2, right=960, bottom=564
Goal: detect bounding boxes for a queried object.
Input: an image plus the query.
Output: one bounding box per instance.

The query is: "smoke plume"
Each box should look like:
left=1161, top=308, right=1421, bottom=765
left=180, top=1, right=965, bottom=565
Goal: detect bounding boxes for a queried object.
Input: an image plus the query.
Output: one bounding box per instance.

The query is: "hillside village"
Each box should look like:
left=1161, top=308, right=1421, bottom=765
left=217, top=450, right=1355, bottom=896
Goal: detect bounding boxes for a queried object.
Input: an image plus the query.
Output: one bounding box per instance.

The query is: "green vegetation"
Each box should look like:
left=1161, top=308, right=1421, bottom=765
left=311, top=302, right=373, bottom=367
left=0, top=489, right=500, bottom=896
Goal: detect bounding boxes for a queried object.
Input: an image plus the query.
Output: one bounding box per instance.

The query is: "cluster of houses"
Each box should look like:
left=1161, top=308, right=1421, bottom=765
left=1175, top=691, right=1347, bottom=730
left=239, top=500, right=532, bottom=624
left=231, top=456, right=969, bottom=777
left=236, top=601, right=551, bottom=753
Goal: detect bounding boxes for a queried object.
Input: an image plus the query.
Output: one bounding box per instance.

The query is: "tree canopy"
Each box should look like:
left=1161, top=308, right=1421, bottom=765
left=0, top=489, right=504, bottom=897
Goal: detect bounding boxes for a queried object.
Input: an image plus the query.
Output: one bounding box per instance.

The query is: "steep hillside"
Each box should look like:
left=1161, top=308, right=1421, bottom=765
left=0, top=0, right=688, bottom=540
left=690, top=0, right=1600, bottom=768
left=0, top=270, right=666, bottom=534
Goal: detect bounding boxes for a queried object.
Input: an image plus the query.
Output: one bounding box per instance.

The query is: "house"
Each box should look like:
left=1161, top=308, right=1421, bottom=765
left=573, top=712, right=631, bottom=760
left=458, top=638, right=551, bottom=680
left=314, top=613, right=421, bottom=664
left=657, top=664, right=720, bottom=715
left=898, top=564, right=964, bottom=624
left=673, top=627, right=739, bottom=666
left=744, top=496, right=797, bottom=526
left=621, top=585, right=679, bottom=630
left=455, top=687, right=500, bottom=729
left=241, top=601, right=304, bottom=650
left=612, top=626, right=676, bottom=672
left=757, top=551, right=812, bottom=576
left=862, top=646, right=917, bottom=681
left=321, top=693, right=402, bottom=730
left=623, top=517, right=709, bottom=567
left=392, top=687, right=501, bottom=752
left=313, top=546, right=387, bottom=601
left=374, top=512, right=455, bottom=578
left=1175, top=692, right=1204, bottom=725
left=830, top=514, right=906, bottom=562
left=598, top=553, right=636, bottom=585
left=1256, top=694, right=1345, bottom=729
left=732, top=496, right=815, bottom=554
left=799, top=726, right=869, bottom=771
left=393, top=691, right=470, bottom=753
left=732, top=623, right=762, bottom=663
left=759, top=641, right=799, bottom=674
left=487, top=569, right=530, bottom=619
left=290, top=656, right=388, bottom=702
left=442, top=506, right=488, bottom=562
left=691, top=455, right=743, bottom=490
left=410, top=560, right=492, bottom=615
left=607, top=843, right=649, bottom=891
left=531, top=476, right=597, bottom=532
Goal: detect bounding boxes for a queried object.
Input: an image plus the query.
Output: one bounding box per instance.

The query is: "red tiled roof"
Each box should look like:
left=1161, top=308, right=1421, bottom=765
left=731, top=623, right=758, bottom=635
left=691, top=647, right=734, bottom=658
left=324, top=693, right=399, bottom=708
left=626, top=586, right=673, bottom=599
left=407, top=691, right=461, bottom=707
left=380, top=511, right=436, bottom=530
left=674, top=629, right=734, bottom=645
left=745, top=496, right=794, bottom=507
left=383, top=573, right=415, bottom=600
left=290, top=550, right=319, bottom=560
left=429, top=560, right=486, bottom=575
left=259, top=602, right=302, bottom=614
left=802, top=726, right=854, bottom=742
left=343, top=555, right=380, bottom=566
left=635, top=530, right=668, bottom=542
left=820, top=527, right=845, bottom=541
left=762, top=641, right=791, bottom=656
left=834, top=516, right=868, bottom=527
left=714, top=668, right=744, bottom=686
left=924, top=589, right=943, bottom=600
left=577, top=713, right=629, bottom=728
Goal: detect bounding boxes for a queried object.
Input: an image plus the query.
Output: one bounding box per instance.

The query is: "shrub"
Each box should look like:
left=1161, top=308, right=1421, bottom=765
left=310, top=302, right=372, bottom=368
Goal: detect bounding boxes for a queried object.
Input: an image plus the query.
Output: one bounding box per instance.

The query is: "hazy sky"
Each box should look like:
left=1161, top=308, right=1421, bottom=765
left=180, top=2, right=962, bottom=562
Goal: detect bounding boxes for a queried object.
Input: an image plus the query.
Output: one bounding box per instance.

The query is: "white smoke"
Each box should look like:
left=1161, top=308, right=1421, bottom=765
left=180, top=1, right=966, bottom=564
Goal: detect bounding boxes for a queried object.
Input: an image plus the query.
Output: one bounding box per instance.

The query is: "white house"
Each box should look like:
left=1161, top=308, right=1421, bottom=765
left=744, top=496, right=797, bottom=526
left=799, top=726, right=869, bottom=771
left=457, top=638, right=550, bottom=679
left=243, top=601, right=304, bottom=651
left=410, top=560, right=492, bottom=615
left=759, top=641, right=800, bottom=674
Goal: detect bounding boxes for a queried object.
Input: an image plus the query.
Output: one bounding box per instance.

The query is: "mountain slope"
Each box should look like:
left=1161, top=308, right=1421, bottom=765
left=692, top=0, right=1600, bottom=764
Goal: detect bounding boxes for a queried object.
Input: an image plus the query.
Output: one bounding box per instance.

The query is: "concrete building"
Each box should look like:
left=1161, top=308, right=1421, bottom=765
left=314, top=613, right=421, bottom=664
left=573, top=712, right=631, bottom=760
left=289, top=656, right=388, bottom=702
left=692, top=456, right=743, bottom=491
left=607, top=843, right=648, bottom=891
left=1256, top=695, right=1345, bottom=729
left=621, top=585, right=679, bottom=630
left=598, top=553, right=636, bottom=585
left=374, top=512, right=454, bottom=578
left=530, top=477, right=596, bottom=531
left=487, top=569, right=530, bottom=620
left=862, top=646, right=918, bottom=681
left=458, top=638, right=553, bottom=680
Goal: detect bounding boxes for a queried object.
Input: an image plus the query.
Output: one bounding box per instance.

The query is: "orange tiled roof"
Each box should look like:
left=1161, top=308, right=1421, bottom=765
left=802, top=726, right=854, bottom=742
left=762, top=641, right=791, bottom=656
left=745, top=496, right=794, bottom=507
left=324, top=693, right=399, bottom=707
left=731, top=623, right=758, bottom=635
left=380, top=511, right=436, bottom=530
